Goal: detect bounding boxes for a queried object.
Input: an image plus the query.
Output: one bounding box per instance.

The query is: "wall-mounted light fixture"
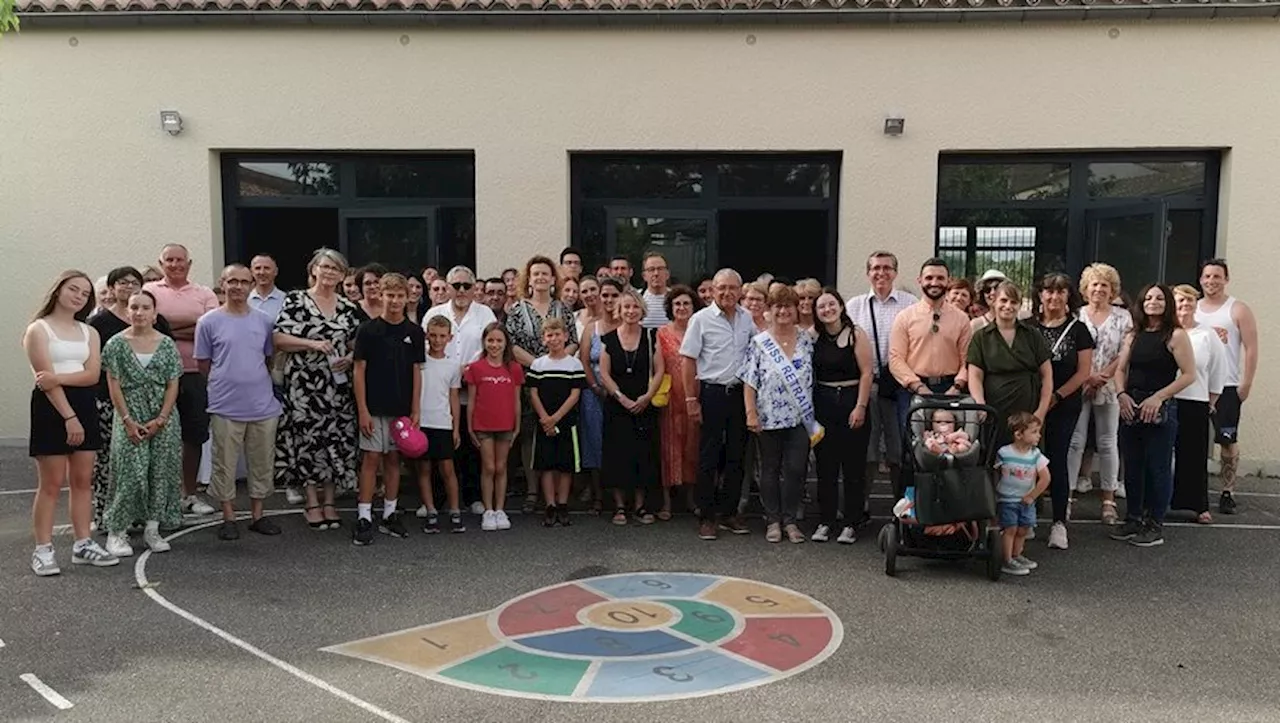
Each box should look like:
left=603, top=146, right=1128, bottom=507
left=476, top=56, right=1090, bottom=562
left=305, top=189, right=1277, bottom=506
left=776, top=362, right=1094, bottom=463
left=160, top=110, right=183, bottom=136
left=883, top=115, right=905, bottom=136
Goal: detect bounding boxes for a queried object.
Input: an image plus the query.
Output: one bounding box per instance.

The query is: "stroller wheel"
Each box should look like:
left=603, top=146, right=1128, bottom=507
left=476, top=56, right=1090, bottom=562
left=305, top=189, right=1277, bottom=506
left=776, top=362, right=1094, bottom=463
left=884, top=525, right=898, bottom=577
left=877, top=523, right=892, bottom=553
left=985, top=527, right=1002, bottom=582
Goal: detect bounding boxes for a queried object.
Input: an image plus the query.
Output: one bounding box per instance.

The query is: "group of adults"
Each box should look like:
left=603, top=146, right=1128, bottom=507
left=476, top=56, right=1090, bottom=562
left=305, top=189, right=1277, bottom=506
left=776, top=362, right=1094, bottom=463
left=23, top=238, right=1255, bottom=575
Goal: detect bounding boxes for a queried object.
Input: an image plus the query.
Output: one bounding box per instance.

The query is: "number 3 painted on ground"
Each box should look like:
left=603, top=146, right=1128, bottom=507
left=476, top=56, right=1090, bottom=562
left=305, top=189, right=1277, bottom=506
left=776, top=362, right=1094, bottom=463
left=652, top=666, right=694, bottom=683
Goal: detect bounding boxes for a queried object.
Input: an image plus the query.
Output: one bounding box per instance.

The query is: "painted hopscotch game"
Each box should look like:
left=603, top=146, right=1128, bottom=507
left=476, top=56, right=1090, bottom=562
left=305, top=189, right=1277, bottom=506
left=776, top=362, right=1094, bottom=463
left=323, top=572, right=844, bottom=702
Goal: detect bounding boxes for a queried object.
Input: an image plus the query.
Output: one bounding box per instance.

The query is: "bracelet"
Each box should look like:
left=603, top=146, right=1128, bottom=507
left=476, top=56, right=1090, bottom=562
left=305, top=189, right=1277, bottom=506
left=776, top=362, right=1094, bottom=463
left=63, top=414, right=76, bottom=422
left=685, top=396, right=699, bottom=403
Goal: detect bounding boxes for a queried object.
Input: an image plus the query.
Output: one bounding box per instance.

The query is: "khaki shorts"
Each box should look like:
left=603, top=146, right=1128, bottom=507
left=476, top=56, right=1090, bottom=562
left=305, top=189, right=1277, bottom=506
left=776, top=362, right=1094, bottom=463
left=360, top=416, right=398, bottom=454
left=209, top=414, right=278, bottom=502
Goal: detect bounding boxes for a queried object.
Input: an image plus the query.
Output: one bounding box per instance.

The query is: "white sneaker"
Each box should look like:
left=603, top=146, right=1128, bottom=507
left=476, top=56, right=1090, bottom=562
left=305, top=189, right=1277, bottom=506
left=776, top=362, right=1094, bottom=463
left=836, top=526, right=857, bottom=545
left=143, top=525, right=171, bottom=553
left=470, top=501, right=486, bottom=516
left=31, top=547, right=60, bottom=577
left=416, top=505, right=431, bottom=519
left=1114, top=485, right=1126, bottom=499
left=1047, top=522, right=1069, bottom=550
left=481, top=511, right=498, bottom=531
left=811, top=524, right=831, bottom=543
left=284, top=487, right=304, bottom=505
left=105, top=533, right=135, bottom=558
left=182, top=495, right=216, bottom=516
left=72, top=539, right=120, bottom=567
left=494, top=510, right=511, bottom=530
left=1075, top=477, right=1094, bottom=494
left=1013, top=555, right=1039, bottom=570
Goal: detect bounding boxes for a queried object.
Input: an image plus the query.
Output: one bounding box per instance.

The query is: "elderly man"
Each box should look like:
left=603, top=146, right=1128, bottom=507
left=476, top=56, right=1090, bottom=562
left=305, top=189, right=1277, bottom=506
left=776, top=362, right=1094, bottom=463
left=145, top=244, right=219, bottom=516
left=248, top=254, right=285, bottom=321
left=425, top=266, right=497, bottom=515
left=845, top=251, right=919, bottom=514
left=680, top=268, right=757, bottom=541
left=640, top=252, right=671, bottom=329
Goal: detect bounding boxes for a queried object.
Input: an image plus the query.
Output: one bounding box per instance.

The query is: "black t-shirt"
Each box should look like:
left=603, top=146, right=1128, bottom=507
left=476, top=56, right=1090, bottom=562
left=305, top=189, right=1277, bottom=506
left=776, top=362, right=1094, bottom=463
left=89, top=310, right=174, bottom=398
left=353, top=317, right=426, bottom=418
left=1033, top=318, right=1095, bottom=396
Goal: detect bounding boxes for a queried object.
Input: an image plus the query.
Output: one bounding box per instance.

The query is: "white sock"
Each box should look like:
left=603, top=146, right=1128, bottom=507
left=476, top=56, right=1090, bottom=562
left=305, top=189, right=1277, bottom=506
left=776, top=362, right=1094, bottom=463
left=73, top=538, right=91, bottom=552
left=384, top=499, right=397, bottom=518
left=357, top=503, right=372, bottom=522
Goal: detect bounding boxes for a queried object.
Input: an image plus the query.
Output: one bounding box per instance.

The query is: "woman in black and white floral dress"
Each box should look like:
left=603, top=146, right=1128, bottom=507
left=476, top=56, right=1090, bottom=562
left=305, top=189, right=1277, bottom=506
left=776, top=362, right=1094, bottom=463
left=273, top=249, right=362, bottom=530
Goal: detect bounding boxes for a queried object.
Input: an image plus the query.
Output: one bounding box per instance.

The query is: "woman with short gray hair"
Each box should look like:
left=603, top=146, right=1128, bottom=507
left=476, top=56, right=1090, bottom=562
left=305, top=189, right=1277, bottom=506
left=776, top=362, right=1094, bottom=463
left=272, top=248, right=362, bottom=530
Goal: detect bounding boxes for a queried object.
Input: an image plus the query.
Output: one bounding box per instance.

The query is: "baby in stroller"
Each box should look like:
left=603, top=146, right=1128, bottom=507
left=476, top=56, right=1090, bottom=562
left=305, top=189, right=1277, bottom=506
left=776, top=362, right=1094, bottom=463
left=894, top=404, right=983, bottom=539
left=923, top=408, right=973, bottom=457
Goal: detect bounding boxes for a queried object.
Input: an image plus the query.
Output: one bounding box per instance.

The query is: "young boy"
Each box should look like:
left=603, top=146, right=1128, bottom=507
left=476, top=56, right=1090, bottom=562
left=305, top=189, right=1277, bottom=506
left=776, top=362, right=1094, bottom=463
left=416, top=315, right=465, bottom=534
left=352, top=273, right=425, bottom=546
left=995, top=411, right=1050, bottom=576
left=526, top=317, right=586, bottom=527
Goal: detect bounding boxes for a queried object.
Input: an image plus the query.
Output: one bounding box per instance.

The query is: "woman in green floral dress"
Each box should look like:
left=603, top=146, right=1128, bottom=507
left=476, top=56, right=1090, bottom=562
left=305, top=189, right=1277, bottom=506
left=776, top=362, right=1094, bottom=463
left=101, top=290, right=183, bottom=558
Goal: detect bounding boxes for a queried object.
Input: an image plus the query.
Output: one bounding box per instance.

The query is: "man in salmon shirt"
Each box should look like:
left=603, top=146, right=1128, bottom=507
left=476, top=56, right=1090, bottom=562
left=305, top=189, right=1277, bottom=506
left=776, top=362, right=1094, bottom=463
left=145, top=244, right=220, bottom=516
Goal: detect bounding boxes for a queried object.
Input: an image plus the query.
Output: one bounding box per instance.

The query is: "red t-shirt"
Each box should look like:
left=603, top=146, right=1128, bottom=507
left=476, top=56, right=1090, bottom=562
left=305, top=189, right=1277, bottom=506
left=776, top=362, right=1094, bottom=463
left=464, top=359, right=525, bottom=432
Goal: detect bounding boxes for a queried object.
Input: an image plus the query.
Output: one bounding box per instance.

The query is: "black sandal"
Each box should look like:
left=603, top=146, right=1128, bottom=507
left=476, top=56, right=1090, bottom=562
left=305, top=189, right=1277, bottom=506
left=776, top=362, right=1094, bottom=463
left=634, top=508, right=656, bottom=525
left=304, top=505, right=325, bottom=530
left=321, top=503, right=342, bottom=530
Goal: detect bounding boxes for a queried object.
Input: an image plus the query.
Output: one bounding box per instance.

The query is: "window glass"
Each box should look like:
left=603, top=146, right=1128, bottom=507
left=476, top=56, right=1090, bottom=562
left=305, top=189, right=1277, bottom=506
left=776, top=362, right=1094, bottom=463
left=936, top=208, right=1069, bottom=289
left=355, top=159, right=475, bottom=198
left=1087, top=161, right=1205, bottom=198
left=717, top=162, right=831, bottom=198
left=579, top=161, right=703, bottom=199
left=237, top=162, right=338, bottom=197
left=938, top=163, right=1070, bottom=202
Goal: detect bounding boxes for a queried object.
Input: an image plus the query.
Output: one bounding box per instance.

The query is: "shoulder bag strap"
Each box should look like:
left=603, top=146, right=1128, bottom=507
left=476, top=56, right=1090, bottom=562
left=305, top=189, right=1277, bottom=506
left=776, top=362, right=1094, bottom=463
left=1050, top=318, right=1078, bottom=357
left=867, top=296, right=884, bottom=370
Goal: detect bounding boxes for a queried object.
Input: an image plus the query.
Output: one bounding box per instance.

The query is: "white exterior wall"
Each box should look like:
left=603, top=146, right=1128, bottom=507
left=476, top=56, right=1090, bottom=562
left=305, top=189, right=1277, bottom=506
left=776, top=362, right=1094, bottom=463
left=1, top=21, right=1276, bottom=470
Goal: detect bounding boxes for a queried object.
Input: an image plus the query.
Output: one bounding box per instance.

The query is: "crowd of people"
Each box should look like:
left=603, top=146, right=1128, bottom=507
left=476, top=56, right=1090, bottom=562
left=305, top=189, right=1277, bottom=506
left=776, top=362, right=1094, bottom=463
left=22, top=242, right=1257, bottom=577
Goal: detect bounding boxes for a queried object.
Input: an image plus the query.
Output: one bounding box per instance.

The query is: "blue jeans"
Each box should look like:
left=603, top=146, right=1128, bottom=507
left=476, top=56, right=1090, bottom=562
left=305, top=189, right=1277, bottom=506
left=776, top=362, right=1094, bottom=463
left=1119, top=418, right=1176, bottom=523
left=998, top=499, right=1036, bottom=529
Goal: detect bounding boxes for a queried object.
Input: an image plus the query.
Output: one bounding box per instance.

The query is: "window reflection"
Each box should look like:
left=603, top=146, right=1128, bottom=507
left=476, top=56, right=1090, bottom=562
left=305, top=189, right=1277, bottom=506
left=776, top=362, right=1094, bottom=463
left=1087, top=162, right=1205, bottom=198
left=237, top=162, right=338, bottom=197
left=938, top=163, right=1070, bottom=202
left=579, top=162, right=703, bottom=199
left=717, top=162, right=830, bottom=198
left=355, top=159, right=475, bottom=199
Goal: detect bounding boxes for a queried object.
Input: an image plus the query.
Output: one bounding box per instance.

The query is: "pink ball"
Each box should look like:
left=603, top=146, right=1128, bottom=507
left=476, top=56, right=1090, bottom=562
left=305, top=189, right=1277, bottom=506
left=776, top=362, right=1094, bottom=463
left=392, top=417, right=428, bottom=459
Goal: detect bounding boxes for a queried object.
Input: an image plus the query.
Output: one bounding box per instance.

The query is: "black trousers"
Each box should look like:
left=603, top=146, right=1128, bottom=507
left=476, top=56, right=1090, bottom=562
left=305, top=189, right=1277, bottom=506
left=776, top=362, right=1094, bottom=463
left=813, top=385, right=872, bottom=529
left=1043, top=396, right=1081, bottom=524
left=1171, top=399, right=1211, bottom=514
left=696, top=384, right=747, bottom=522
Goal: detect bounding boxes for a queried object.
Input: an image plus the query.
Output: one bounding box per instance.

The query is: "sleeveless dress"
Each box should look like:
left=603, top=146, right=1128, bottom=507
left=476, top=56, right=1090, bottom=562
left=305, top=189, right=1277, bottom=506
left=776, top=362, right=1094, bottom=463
left=29, top=319, right=102, bottom=457
left=657, top=324, right=698, bottom=487
left=577, top=322, right=605, bottom=470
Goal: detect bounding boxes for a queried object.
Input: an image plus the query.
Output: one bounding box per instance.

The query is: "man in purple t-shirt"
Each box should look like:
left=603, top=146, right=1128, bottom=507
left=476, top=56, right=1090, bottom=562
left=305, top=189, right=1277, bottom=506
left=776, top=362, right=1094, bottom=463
left=195, top=264, right=285, bottom=541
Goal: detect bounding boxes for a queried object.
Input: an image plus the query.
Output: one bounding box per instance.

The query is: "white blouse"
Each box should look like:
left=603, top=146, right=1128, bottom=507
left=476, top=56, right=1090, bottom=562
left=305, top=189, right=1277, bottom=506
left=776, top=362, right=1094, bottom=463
left=1176, top=325, right=1226, bottom=403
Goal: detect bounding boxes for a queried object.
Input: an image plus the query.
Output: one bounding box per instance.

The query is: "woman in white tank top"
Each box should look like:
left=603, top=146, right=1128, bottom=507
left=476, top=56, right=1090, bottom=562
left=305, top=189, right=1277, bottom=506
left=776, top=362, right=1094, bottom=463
left=23, top=271, right=118, bottom=576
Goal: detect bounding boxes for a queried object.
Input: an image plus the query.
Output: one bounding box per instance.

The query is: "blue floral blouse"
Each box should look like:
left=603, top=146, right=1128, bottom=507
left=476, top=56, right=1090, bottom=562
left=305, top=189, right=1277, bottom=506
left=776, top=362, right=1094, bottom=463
left=739, top=331, right=815, bottom=431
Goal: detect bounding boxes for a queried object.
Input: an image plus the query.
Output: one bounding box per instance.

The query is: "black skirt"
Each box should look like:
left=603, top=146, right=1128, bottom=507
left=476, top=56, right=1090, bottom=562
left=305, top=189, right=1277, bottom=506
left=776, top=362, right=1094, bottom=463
left=29, top=385, right=102, bottom=457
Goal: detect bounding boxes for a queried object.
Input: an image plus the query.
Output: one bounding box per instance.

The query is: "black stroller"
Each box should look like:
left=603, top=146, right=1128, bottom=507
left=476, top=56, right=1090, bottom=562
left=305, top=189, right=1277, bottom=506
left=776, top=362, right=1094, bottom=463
left=877, top=396, right=1003, bottom=581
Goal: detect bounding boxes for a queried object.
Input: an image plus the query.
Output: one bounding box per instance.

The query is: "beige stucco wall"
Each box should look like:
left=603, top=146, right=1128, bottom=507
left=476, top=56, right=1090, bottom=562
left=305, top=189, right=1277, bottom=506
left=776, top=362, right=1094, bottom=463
left=0, top=20, right=1276, bottom=470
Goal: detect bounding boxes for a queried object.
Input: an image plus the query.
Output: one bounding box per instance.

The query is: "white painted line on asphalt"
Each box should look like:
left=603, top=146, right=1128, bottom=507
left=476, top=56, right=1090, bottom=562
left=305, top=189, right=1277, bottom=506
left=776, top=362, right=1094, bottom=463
left=134, top=512, right=412, bottom=723
left=19, top=673, right=73, bottom=710
left=0, top=488, right=40, bottom=495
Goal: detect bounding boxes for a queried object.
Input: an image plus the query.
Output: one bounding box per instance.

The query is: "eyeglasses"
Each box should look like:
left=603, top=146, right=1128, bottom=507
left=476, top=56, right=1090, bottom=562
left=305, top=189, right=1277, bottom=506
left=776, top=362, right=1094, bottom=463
left=450, top=281, right=474, bottom=291
left=315, top=264, right=343, bottom=273
left=930, top=312, right=940, bottom=334
left=116, top=278, right=141, bottom=288
left=644, top=265, right=667, bottom=273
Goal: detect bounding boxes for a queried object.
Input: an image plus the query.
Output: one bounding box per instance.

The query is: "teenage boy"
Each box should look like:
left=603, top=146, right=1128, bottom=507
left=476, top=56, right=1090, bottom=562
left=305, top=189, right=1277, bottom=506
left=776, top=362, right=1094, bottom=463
left=526, top=317, right=586, bottom=527
left=417, top=315, right=465, bottom=534
left=352, top=273, right=425, bottom=546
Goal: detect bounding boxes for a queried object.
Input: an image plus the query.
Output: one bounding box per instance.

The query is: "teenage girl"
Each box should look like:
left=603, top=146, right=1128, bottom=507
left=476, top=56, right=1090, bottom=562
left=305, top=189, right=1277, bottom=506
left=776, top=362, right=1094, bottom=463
left=24, top=270, right=118, bottom=576
left=465, top=323, right=525, bottom=531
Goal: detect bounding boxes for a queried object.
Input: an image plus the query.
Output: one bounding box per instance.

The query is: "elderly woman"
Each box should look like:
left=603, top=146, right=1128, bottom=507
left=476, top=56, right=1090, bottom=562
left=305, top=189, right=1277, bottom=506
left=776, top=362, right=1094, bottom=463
left=657, top=285, right=703, bottom=520
left=742, top=286, right=816, bottom=544
left=742, top=281, right=769, bottom=333
left=1110, top=284, right=1196, bottom=547
left=967, top=281, right=1053, bottom=451
left=946, top=278, right=977, bottom=318
left=1030, top=272, right=1095, bottom=551
left=970, top=269, right=1009, bottom=331
left=795, top=278, right=822, bottom=338
left=1171, top=284, right=1226, bottom=524
left=272, top=248, right=362, bottom=530
left=1065, top=263, right=1133, bottom=524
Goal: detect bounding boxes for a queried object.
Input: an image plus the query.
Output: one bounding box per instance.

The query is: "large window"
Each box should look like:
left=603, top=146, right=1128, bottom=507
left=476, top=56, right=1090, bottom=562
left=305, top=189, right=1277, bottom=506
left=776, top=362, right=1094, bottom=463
left=936, top=153, right=1219, bottom=295
left=222, top=154, right=475, bottom=291
left=571, top=154, right=840, bottom=286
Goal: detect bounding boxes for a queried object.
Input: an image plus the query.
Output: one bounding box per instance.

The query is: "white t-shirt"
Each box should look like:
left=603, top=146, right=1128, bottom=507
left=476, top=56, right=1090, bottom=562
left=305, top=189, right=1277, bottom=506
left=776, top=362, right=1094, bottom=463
left=420, top=354, right=462, bottom=430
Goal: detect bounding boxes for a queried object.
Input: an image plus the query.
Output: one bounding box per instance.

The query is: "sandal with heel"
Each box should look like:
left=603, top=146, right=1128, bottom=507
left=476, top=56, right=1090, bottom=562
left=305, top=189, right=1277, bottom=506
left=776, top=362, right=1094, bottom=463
left=321, top=503, right=342, bottom=531
left=304, top=505, right=325, bottom=530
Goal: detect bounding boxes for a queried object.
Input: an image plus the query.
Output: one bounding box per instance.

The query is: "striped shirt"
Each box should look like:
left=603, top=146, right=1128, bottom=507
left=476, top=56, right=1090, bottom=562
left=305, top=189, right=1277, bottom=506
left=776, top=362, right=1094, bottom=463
left=845, top=288, right=919, bottom=375
left=527, top=353, right=587, bottom=426
left=641, top=289, right=667, bottom=329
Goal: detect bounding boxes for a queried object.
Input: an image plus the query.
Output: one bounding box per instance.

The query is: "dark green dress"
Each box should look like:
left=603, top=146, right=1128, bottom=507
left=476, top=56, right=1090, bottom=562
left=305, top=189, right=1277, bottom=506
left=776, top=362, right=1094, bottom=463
left=966, top=322, right=1051, bottom=446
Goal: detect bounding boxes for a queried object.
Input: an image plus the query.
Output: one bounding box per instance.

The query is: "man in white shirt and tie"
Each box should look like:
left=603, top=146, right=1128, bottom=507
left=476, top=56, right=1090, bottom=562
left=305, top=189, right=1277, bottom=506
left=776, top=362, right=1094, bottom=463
left=845, top=251, right=918, bottom=516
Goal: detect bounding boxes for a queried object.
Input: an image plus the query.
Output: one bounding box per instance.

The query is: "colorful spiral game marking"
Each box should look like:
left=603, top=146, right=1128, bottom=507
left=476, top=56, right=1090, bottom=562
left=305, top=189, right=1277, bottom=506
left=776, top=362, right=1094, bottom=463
left=322, top=572, right=843, bottom=703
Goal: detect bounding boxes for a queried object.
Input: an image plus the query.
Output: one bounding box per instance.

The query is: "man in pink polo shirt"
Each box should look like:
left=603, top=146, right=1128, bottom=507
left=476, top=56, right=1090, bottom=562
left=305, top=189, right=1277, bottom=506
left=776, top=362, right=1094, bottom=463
left=145, top=244, right=220, bottom=516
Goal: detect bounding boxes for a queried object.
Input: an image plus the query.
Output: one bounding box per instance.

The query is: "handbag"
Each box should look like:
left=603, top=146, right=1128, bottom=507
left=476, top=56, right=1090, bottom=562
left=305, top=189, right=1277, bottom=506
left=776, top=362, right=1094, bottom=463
left=648, top=328, right=671, bottom=408
left=868, top=296, right=901, bottom=400
left=1123, top=389, right=1172, bottom=427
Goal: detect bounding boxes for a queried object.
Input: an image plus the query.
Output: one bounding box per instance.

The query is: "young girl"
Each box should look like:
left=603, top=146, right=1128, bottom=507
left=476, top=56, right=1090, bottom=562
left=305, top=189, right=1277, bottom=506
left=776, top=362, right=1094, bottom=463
left=464, top=323, right=524, bottom=531
left=527, top=317, right=586, bottom=527
left=102, top=290, right=183, bottom=557
left=24, top=270, right=116, bottom=575
left=996, top=412, right=1050, bottom=576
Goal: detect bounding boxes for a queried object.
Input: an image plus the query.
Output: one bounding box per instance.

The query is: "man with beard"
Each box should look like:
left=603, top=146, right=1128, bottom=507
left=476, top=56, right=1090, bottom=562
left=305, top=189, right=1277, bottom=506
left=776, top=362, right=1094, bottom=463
left=889, top=258, right=973, bottom=425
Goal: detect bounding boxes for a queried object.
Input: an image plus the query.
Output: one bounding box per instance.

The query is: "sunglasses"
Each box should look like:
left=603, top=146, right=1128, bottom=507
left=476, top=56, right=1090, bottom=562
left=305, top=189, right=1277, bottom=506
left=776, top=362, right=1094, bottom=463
left=930, top=311, right=941, bottom=334
left=450, top=282, right=474, bottom=291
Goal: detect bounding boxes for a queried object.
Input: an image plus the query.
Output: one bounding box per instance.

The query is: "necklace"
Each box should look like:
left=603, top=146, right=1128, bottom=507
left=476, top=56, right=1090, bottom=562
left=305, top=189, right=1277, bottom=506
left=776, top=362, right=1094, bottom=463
left=620, top=328, right=641, bottom=373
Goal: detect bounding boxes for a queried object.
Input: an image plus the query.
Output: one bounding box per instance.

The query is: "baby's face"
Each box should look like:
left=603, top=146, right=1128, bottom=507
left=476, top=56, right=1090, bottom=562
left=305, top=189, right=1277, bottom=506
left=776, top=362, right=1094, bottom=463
left=931, top=414, right=956, bottom=434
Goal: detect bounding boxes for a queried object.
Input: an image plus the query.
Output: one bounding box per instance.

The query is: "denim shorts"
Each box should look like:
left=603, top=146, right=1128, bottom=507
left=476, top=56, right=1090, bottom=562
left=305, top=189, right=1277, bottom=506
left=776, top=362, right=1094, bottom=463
left=998, top=500, right=1036, bottom=529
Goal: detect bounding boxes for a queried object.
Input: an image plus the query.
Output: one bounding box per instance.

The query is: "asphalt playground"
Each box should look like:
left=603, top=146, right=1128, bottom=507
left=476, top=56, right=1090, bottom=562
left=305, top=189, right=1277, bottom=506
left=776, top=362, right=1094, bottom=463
left=2, top=445, right=1279, bottom=723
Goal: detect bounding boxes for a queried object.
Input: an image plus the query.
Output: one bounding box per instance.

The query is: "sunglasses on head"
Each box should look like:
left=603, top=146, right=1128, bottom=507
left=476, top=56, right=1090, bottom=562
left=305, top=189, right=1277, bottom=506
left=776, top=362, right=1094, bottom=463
left=450, top=281, right=474, bottom=291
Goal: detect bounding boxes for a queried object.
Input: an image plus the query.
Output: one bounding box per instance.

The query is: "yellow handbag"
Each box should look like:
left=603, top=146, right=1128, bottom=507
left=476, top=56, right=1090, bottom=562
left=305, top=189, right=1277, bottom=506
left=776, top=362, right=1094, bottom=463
left=648, top=329, right=671, bottom=408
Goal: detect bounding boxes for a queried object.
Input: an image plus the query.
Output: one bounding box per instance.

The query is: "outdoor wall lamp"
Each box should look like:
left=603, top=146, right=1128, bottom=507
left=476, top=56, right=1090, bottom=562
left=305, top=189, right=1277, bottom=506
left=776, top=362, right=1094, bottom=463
left=160, top=110, right=183, bottom=136
left=883, top=115, right=905, bottom=136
